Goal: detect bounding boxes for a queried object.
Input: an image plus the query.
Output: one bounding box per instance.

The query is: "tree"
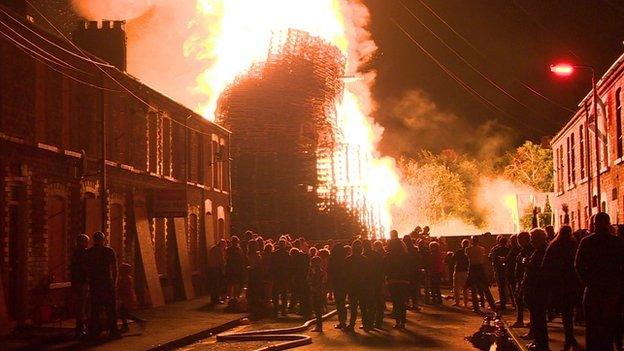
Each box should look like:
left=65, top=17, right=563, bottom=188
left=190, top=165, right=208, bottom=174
left=396, top=158, right=470, bottom=224
left=502, top=141, right=553, bottom=192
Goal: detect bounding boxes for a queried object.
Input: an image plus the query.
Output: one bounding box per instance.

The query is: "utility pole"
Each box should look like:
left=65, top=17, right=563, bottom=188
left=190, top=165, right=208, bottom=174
left=100, top=71, right=108, bottom=235
left=591, top=70, right=602, bottom=211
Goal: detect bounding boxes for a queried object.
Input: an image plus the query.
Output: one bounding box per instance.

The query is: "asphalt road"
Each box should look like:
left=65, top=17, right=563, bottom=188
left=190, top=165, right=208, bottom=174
left=179, top=303, right=485, bottom=351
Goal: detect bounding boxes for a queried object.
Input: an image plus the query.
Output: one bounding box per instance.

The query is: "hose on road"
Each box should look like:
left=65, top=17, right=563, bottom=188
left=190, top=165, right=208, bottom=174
left=216, top=309, right=338, bottom=351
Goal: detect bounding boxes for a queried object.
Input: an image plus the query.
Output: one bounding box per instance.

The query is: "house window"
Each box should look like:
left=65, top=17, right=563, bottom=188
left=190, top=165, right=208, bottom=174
left=579, top=124, right=585, bottom=178
left=559, top=145, right=564, bottom=191
left=571, top=133, right=576, bottom=184
left=613, top=188, right=619, bottom=201
left=212, top=139, right=219, bottom=189
left=617, top=88, right=623, bottom=159
left=566, top=137, right=571, bottom=186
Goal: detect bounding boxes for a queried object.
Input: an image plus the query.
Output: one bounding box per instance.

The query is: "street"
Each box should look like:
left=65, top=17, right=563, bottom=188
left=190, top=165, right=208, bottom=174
left=179, top=303, right=484, bottom=351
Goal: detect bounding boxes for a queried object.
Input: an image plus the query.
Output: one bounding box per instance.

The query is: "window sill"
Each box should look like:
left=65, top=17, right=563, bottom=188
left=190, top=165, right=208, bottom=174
left=49, top=282, right=71, bottom=289
left=616, top=157, right=624, bottom=165
left=579, top=177, right=588, bottom=185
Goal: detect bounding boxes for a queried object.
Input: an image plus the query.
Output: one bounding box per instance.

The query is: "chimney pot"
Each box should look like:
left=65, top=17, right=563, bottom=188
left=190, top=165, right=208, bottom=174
left=73, top=20, right=127, bottom=71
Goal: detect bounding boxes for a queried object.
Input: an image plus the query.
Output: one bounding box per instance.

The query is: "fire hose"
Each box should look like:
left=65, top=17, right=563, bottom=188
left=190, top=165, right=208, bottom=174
left=216, top=309, right=338, bottom=351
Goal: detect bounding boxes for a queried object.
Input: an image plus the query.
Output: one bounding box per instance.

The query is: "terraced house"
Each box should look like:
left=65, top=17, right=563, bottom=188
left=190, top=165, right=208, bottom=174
left=0, top=3, right=231, bottom=329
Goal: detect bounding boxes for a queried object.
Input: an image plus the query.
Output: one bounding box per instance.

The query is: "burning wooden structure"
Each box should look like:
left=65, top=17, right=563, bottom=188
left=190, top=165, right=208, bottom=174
left=217, top=29, right=371, bottom=238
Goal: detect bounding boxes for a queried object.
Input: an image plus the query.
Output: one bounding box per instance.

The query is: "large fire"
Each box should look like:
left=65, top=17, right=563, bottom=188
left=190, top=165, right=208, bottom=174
left=72, top=0, right=405, bottom=236
left=184, top=0, right=404, bottom=236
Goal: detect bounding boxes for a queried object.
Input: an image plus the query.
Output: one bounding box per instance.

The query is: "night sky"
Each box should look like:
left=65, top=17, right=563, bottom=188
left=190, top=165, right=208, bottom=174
left=364, top=0, right=624, bottom=158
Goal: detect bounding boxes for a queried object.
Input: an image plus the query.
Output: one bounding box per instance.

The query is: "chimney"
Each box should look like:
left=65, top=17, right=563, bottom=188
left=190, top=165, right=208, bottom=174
left=72, top=20, right=127, bottom=71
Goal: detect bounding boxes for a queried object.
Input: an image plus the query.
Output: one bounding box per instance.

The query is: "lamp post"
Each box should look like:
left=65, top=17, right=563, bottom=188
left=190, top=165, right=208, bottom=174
left=550, top=63, right=601, bottom=225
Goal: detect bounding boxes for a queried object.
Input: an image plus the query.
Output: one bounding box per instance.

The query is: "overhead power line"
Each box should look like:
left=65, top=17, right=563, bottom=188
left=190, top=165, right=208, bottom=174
left=413, top=0, right=575, bottom=114
left=0, top=29, right=124, bottom=92
left=391, top=17, right=549, bottom=135
left=399, top=0, right=560, bottom=128
left=0, top=6, right=114, bottom=68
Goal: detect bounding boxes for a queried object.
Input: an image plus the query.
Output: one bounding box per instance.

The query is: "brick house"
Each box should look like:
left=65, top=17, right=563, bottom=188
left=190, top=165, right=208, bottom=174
left=0, top=5, right=231, bottom=329
left=551, top=52, right=624, bottom=230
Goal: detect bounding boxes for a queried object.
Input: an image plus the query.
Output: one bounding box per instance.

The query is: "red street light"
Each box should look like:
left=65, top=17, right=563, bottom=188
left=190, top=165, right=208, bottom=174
left=550, top=63, right=575, bottom=77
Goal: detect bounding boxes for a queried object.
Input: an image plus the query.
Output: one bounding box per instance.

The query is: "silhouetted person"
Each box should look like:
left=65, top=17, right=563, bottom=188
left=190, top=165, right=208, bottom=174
left=207, top=239, right=226, bottom=304
left=505, top=234, right=520, bottom=308
left=345, top=240, right=371, bottom=331
left=328, top=244, right=348, bottom=329
left=522, top=228, right=549, bottom=351
left=466, top=235, right=496, bottom=312
left=542, top=225, right=580, bottom=351
left=429, top=241, right=444, bottom=305
left=513, top=231, right=532, bottom=328
left=271, top=239, right=290, bottom=316
left=246, top=240, right=263, bottom=318
left=225, top=236, right=245, bottom=306
left=418, top=237, right=432, bottom=304
left=117, top=263, right=146, bottom=333
left=362, top=239, right=382, bottom=329
left=86, top=231, right=120, bottom=339
left=291, top=247, right=311, bottom=317
left=403, top=235, right=421, bottom=310
left=452, top=239, right=470, bottom=307
left=575, top=212, right=624, bottom=351
left=70, top=234, right=89, bottom=339
left=385, top=237, right=410, bottom=329
left=489, top=235, right=510, bottom=310
left=372, top=240, right=387, bottom=328
left=308, top=256, right=326, bottom=332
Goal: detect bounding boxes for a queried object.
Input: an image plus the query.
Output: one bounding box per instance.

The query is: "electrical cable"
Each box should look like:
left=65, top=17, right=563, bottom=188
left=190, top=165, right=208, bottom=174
left=399, top=0, right=560, bottom=128
left=413, top=0, right=576, bottom=114
left=392, top=18, right=549, bottom=135
left=0, top=6, right=114, bottom=68
left=0, top=20, right=90, bottom=74
left=510, top=0, right=581, bottom=60
left=1, top=29, right=124, bottom=92
left=414, top=0, right=485, bottom=59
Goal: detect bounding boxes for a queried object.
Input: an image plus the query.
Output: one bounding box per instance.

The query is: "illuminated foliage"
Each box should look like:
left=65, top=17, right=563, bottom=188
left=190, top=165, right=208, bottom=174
left=502, top=141, right=554, bottom=192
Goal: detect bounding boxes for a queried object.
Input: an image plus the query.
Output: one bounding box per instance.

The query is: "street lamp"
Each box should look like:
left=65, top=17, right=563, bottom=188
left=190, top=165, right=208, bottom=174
left=550, top=62, right=601, bottom=224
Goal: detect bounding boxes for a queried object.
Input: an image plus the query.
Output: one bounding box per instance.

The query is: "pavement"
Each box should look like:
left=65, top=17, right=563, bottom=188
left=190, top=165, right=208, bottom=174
left=0, top=297, right=246, bottom=351
left=179, top=302, right=486, bottom=351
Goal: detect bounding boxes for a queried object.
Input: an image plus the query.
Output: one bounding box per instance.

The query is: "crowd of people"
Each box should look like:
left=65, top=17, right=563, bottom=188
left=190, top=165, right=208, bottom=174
left=70, top=212, right=624, bottom=350
left=454, top=212, right=624, bottom=351
left=206, top=226, right=457, bottom=330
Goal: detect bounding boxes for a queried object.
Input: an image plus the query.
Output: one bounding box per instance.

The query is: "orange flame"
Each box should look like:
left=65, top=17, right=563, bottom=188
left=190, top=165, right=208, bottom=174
left=186, top=0, right=404, bottom=236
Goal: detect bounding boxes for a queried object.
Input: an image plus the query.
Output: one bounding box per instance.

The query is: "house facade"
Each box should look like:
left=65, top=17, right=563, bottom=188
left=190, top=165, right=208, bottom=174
left=551, top=53, right=624, bottom=230
left=0, top=6, right=231, bottom=328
